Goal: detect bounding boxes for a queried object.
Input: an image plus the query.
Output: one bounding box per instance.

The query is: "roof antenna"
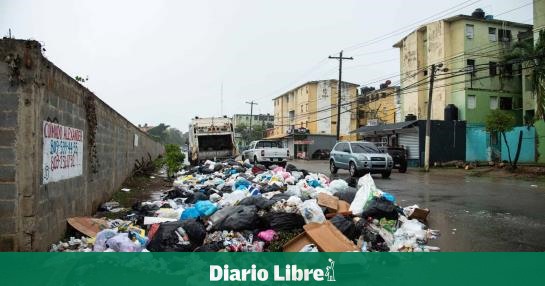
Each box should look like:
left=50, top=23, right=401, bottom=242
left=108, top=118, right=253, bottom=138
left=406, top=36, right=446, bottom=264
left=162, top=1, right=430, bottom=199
left=8, top=28, right=12, bottom=38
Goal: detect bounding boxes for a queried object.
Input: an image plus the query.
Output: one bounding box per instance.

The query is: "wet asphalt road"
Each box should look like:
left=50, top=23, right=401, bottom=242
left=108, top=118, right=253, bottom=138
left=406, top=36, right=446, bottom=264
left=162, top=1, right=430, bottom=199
left=290, top=160, right=545, bottom=252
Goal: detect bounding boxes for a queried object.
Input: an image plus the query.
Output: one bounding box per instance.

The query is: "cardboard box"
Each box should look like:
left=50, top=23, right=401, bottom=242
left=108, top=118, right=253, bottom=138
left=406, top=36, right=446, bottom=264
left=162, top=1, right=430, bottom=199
left=317, top=193, right=339, bottom=211
left=409, top=208, right=430, bottom=222
left=303, top=221, right=359, bottom=252
left=283, top=232, right=315, bottom=252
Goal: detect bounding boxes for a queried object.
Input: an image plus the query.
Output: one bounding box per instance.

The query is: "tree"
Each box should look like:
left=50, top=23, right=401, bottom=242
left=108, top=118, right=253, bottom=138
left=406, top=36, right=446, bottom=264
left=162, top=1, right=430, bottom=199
left=162, top=144, right=185, bottom=178
left=235, top=123, right=266, bottom=146
left=505, top=30, right=545, bottom=120
left=485, top=110, right=517, bottom=169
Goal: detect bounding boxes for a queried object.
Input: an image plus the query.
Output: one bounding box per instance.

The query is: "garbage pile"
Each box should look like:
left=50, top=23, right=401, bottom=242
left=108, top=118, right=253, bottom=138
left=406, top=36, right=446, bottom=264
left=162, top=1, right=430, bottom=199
left=51, top=160, right=439, bottom=252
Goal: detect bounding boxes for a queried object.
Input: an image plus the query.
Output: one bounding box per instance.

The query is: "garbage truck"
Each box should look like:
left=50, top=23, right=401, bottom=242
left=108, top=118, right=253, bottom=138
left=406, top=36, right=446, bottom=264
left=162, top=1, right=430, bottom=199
left=188, top=116, right=238, bottom=165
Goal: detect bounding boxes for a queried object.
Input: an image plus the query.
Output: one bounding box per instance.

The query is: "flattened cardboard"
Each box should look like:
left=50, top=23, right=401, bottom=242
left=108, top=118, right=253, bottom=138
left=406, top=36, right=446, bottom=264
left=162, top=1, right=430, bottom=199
left=303, top=221, right=359, bottom=252
left=317, top=193, right=339, bottom=211
left=337, top=200, right=350, bottom=213
left=409, top=208, right=430, bottom=222
left=67, top=217, right=109, bottom=237
left=282, top=232, right=314, bottom=252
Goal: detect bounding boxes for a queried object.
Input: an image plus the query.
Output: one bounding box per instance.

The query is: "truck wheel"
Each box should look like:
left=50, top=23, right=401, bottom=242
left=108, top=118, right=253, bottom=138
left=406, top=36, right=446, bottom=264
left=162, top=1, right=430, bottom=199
left=330, top=160, right=338, bottom=174
left=349, top=162, right=358, bottom=177
left=254, top=156, right=258, bottom=164
left=382, top=170, right=391, bottom=179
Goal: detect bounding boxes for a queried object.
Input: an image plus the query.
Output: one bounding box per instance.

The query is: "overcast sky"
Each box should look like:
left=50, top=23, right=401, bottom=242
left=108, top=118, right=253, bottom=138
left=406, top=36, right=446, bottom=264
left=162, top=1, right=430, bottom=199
left=0, top=0, right=533, bottom=131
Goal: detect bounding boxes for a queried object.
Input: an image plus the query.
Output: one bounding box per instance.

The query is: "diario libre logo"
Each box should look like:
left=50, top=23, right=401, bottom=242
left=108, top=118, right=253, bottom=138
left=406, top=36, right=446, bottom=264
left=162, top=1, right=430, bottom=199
left=210, top=258, right=336, bottom=282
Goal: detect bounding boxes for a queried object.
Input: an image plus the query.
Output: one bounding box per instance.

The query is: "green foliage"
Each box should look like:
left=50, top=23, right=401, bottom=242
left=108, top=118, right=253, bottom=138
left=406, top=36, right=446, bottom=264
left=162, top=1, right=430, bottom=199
left=163, top=144, right=185, bottom=177
left=235, top=123, right=266, bottom=146
left=504, top=30, right=545, bottom=120
left=485, top=110, right=515, bottom=134
left=147, top=124, right=185, bottom=145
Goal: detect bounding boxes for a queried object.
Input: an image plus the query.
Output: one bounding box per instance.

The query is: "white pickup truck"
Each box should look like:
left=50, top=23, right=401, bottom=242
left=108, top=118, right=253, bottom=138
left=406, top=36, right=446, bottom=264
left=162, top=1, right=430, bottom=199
left=241, top=140, right=289, bottom=166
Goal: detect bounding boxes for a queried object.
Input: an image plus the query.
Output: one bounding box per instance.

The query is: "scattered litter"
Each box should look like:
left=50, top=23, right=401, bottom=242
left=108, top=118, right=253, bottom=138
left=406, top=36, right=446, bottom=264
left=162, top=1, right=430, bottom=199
left=530, top=184, right=538, bottom=188
left=53, top=160, right=439, bottom=252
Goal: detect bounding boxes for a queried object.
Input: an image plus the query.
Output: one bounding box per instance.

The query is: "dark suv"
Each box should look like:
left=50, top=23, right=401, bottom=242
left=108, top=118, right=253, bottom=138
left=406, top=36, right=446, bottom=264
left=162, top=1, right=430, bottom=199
left=379, top=146, right=407, bottom=173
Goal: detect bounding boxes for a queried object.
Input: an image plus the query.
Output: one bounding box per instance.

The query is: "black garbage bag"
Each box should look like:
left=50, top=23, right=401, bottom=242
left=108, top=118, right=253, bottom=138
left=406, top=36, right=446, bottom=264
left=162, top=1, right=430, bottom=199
left=132, top=202, right=159, bottom=216
left=333, top=188, right=357, bottom=204
left=299, top=169, right=310, bottom=177
left=362, top=225, right=390, bottom=252
left=164, top=188, right=191, bottom=200
left=239, top=196, right=276, bottom=210
left=147, top=220, right=206, bottom=252
left=361, top=197, right=399, bottom=220
left=221, top=185, right=233, bottom=194
left=226, top=159, right=242, bottom=166
left=216, top=206, right=259, bottom=231
left=185, top=192, right=209, bottom=204
left=194, top=241, right=225, bottom=252
left=262, top=184, right=282, bottom=193
left=330, top=215, right=357, bottom=240
left=344, top=177, right=358, bottom=188
left=285, top=164, right=298, bottom=172
left=269, top=193, right=290, bottom=204
left=266, top=212, right=305, bottom=231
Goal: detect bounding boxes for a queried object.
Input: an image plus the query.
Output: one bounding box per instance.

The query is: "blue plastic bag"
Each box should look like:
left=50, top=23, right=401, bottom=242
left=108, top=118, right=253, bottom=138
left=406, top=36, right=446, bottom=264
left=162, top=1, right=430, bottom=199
left=180, top=207, right=200, bottom=220
left=382, top=192, right=396, bottom=203
left=195, top=200, right=218, bottom=216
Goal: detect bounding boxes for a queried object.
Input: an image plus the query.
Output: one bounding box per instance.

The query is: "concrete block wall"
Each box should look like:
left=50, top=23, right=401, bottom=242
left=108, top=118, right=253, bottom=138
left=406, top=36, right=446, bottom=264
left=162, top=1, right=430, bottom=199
left=0, top=39, right=164, bottom=251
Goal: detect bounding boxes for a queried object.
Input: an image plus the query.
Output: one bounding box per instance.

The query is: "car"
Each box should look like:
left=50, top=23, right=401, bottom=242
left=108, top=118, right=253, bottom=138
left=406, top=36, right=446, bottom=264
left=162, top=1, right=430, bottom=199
left=241, top=140, right=289, bottom=166
left=311, top=149, right=331, bottom=160
left=329, top=141, right=393, bottom=178
left=379, top=146, right=408, bottom=173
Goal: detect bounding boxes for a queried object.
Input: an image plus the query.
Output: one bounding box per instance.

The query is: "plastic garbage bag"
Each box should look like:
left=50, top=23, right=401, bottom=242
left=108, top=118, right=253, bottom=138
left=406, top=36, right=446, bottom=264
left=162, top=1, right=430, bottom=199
left=233, top=178, right=251, bottom=191
left=285, top=185, right=302, bottom=198
left=220, top=190, right=248, bottom=207
left=266, top=212, right=305, bottom=231
left=381, top=192, right=396, bottom=203
left=94, top=229, right=118, bottom=252
left=216, top=205, right=259, bottom=231
left=333, top=188, right=357, bottom=204
left=180, top=207, right=200, bottom=220
left=257, top=230, right=277, bottom=242
left=328, top=179, right=349, bottom=195
left=147, top=220, right=206, bottom=252
left=207, top=206, right=239, bottom=230
left=330, top=215, right=357, bottom=240
left=106, top=233, right=143, bottom=252
left=299, top=199, right=326, bottom=224
left=350, top=174, right=378, bottom=216
left=239, top=196, right=275, bottom=210
left=361, top=197, right=399, bottom=220
left=299, top=244, right=319, bottom=252
left=156, top=208, right=182, bottom=219
left=195, top=200, right=218, bottom=216
left=185, top=192, right=209, bottom=204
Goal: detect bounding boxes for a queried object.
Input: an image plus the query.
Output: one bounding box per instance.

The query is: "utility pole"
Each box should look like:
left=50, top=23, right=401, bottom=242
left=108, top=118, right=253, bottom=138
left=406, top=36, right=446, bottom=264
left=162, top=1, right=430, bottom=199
left=245, top=100, right=258, bottom=134
left=329, top=51, right=353, bottom=141
left=424, top=63, right=445, bottom=172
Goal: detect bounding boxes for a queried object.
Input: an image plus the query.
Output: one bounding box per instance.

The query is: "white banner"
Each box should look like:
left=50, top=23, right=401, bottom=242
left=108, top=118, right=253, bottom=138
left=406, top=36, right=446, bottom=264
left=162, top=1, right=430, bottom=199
left=42, top=121, right=84, bottom=184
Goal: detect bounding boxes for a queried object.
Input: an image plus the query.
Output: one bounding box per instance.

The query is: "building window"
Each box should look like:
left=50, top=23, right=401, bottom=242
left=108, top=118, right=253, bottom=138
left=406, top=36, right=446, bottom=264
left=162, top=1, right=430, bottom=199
left=306, top=103, right=309, bottom=112
left=467, top=59, right=476, bottom=75
left=489, top=62, right=497, bottom=76
left=489, top=96, right=498, bottom=110
left=300, top=105, right=303, bottom=112
left=498, top=29, right=512, bottom=42
left=525, top=75, right=533, bottom=91
left=467, top=95, right=476, bottom=109
left=499, top=97, right=513, bottom=110
left=501, top=63, right=513, bottom=76
left=488, top=27, right=497, bottom=42
left=466, top=24, right=474, bottom=39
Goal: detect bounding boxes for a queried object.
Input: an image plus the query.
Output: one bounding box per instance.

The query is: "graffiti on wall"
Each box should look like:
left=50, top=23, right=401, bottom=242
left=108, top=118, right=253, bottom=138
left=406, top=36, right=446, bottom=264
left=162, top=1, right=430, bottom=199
left=42, top=121, right=84, bottom=184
